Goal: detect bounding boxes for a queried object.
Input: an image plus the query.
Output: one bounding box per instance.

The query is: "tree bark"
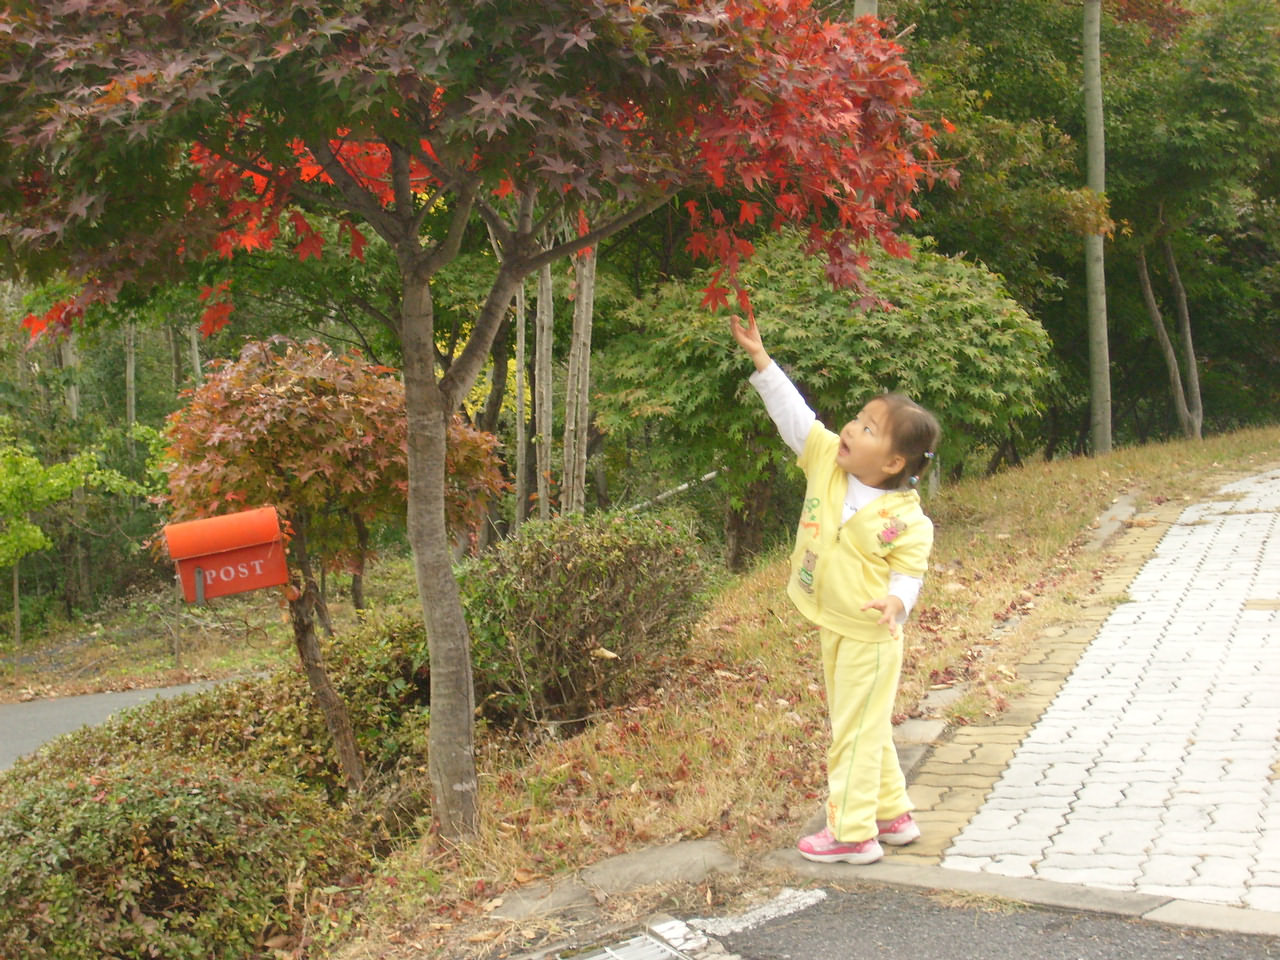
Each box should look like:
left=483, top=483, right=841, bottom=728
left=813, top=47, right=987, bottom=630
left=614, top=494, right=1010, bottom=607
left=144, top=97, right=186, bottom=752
left=562, top=246, right=596, bottom=514
left=1083, top=0, right=1112, bottom=454
left=401, top=266, right=480, bottom=838
left=534, top=261, right=554, bottom=521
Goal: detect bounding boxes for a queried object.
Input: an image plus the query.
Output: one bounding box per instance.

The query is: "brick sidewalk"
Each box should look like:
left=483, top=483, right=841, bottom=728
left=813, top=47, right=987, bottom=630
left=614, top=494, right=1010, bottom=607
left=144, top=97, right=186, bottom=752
left=890, top=467, right=1280, bottom=915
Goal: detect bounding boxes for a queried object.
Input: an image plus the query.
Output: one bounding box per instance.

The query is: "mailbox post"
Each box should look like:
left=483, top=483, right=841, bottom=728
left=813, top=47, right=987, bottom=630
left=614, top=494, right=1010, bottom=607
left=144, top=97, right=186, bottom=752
left=163, top=506, right=289, bottom=604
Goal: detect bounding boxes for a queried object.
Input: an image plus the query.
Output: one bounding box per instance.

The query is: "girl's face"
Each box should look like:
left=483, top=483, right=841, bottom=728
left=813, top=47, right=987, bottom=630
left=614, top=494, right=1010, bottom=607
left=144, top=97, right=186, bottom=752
left=836, top=398, right=906, bottom=488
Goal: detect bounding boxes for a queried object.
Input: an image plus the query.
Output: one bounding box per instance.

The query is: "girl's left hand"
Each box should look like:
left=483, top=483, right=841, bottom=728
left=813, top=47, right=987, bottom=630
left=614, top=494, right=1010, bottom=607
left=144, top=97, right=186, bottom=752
left=862, top=594, right=905, bottom=627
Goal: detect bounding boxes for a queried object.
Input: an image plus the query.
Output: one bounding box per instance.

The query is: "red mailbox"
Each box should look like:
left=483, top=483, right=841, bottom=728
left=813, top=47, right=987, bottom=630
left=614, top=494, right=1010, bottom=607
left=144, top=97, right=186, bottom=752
left=163, top=506, right=289, bottom=603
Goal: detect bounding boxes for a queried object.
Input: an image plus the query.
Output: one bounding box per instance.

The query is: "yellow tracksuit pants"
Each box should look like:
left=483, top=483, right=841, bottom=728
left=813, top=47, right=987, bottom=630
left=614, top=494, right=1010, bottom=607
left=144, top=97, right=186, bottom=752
left=820, top=626, right=912, bottom=843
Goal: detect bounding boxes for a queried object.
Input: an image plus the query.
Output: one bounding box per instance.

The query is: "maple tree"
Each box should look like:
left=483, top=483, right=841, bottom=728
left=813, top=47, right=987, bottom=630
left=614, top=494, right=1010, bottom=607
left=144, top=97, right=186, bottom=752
left=1, top=0, right=942, bottom=837
left=162, top=338, right=507, bottom=788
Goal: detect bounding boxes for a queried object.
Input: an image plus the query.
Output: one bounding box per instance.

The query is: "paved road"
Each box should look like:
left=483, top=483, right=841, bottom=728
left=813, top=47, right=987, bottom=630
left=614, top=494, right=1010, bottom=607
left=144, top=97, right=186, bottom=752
left=0, top=681, right=219, bottom=771
left=703, top=885, right=1280, bottom=960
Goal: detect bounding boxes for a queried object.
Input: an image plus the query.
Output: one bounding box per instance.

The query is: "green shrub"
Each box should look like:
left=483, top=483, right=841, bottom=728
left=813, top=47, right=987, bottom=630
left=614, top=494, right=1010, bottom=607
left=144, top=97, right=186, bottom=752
left=0, top=753, right=356, bottom=960
left=459, top=510, right=710, bottom=727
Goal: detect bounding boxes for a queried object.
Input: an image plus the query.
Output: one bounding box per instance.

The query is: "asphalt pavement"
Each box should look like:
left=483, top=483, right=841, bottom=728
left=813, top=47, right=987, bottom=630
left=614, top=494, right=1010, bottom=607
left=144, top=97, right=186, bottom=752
left=0, top=681, right=219, bottom=771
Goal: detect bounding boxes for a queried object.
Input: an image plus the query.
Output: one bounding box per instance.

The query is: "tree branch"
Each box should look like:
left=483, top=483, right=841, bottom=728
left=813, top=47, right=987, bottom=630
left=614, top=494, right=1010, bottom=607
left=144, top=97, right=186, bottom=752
left=306, top=137, right=404, bottom=243
left=422, top=178, right=479, bottom=276
left=389, top=141, right=415, bottom=218
left=523, top=191, right=677, bottom=274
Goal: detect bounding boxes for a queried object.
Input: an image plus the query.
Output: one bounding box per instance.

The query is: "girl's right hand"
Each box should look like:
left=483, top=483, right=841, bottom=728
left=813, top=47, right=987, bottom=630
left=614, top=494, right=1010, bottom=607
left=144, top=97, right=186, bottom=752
left=729, top=315, right=771, bottom=371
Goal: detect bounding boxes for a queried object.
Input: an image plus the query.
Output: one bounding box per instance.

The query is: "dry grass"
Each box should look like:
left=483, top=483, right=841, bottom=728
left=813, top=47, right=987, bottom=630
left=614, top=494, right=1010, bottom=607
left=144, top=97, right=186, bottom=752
left=335, top=426, right=1280, bottom=958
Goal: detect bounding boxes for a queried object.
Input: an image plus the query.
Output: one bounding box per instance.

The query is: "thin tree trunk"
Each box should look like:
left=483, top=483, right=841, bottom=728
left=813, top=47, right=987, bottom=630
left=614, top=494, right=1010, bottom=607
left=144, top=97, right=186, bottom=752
left=562, top=246, right=596, bottom=514
left=187, top=324, right=203, bottom=385
left=350, top=512, right=368, bottom=612
left=60, top=333, right=81, bottom=422
left=59, top=333, right=91, bottom=610
left=514, top=279, right=529, bottom=530
left=167, top=324, right=183, bottom=392
left=125, top=323, right=137, bottom=459
left=1136, top=246, right=1198, bottom=439
left=853, top=0, right=878, bottom=17
left=401, top=267, right=479, bottom=838
left=1083, top=0, right=1112, bottom=454
left=289, top=524, right=363, bottom=788
left=534, top=262, right=554, bottom=521
left=11, top=562, right=19, bottom=648
left=290, top=580, right=365, bottom=790
left=1161, top=235, right=1203, bottom=439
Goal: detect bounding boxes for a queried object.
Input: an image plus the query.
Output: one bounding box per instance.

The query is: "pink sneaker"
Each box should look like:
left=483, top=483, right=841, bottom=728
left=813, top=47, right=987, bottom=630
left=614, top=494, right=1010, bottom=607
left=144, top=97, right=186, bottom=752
left=797, top=827, right=884, bottom=864
left=876, top=812, right=921, bottom=846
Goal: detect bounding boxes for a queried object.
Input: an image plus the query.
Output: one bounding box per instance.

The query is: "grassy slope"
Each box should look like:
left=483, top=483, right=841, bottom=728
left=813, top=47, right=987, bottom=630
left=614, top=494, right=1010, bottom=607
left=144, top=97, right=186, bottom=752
left=335, top=425, right=1280, bottom=958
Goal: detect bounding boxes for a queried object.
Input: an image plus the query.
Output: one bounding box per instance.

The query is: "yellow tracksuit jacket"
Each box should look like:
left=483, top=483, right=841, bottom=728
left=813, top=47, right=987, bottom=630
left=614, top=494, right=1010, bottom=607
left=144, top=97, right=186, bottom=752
left=787, top=422, right=934, bottom=842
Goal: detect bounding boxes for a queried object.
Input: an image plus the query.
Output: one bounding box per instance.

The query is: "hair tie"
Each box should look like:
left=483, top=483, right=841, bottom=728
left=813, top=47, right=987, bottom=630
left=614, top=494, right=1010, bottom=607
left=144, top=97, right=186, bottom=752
left=923, top=451, right=936, bottom=461
left=908, top=475, right=919, bottom=487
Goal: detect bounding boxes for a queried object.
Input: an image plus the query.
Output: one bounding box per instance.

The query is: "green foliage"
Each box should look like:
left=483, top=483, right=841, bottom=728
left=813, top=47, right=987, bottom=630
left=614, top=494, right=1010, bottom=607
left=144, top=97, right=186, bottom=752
left=596, top=231, right=1054, bottom=511
left=459, top=510, right=711, bottom=727
left=0, top=442, right=97, bottom=567
left=0, top=753, right=356, bottom=960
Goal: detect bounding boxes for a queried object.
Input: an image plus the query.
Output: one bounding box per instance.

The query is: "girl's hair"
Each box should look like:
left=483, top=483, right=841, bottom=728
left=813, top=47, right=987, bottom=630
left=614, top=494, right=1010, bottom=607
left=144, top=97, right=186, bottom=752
left=877, top=392, right=942, bottom=491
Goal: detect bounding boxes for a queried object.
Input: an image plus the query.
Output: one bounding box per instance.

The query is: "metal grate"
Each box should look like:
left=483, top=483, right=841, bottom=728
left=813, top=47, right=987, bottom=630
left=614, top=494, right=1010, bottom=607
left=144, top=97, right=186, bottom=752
left=565, top=932, right=693, bottom=960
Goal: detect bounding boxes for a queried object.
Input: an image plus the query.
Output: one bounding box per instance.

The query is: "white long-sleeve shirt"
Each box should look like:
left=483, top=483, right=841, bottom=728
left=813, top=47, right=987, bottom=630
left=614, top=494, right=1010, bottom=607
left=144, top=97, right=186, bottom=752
left=750, top=361, right=923, bottom=619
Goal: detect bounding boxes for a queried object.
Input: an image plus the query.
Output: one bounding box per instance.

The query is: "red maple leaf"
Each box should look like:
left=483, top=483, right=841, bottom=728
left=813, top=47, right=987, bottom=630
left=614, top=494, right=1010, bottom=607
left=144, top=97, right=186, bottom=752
left=199, top=300, right=234, bottom=337
left=295, top=229, right=325, bottom=261
left=699, top=277, right=730, bottom=312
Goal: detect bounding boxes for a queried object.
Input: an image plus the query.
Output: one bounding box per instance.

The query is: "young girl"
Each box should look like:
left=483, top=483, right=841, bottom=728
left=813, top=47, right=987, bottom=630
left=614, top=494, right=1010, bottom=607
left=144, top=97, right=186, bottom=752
left=730, top=314, right=941, bottom=865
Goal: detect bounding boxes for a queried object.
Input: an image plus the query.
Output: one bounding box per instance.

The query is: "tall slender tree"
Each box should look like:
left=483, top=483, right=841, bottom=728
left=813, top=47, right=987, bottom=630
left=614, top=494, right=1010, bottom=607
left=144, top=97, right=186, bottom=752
left=1083, top=0, right=1113, bottom=453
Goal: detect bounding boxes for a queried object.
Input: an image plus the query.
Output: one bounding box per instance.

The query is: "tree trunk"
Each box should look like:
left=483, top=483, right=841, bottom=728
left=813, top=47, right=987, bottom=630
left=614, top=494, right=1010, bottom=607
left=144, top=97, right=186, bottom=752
left=350, top=512, right=368, bottom=612
left=1083, top=0, right=1112, bottom=455
left=1136, top=246, right=1199, bottom=439
left=853, top=0, right=878, bottom=17
left=722, top=476, right=773, bottom=572
left=1162, top=235, right=1203, bottom=439
left=562, top=247, right=596, bottom=514
left=11, top=562, right=19, bottom=648
left=58, top=334, right=91, bottom=611
left=514, top=279, right=529, bottom=530
left=289, top=579, right=365, bottom=790
left=479, top=315, right=509, bottom=436
left=534, top=261, right=554, bottom=521
left=125, top=323, right=137, bottom=459
left=401, top=269, right=479, bottom=839
left=167, top=323, right=183, bottom=392
left=289, top=523, right=364, bottom=789
left=187, top=324, right=203, bottom=385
